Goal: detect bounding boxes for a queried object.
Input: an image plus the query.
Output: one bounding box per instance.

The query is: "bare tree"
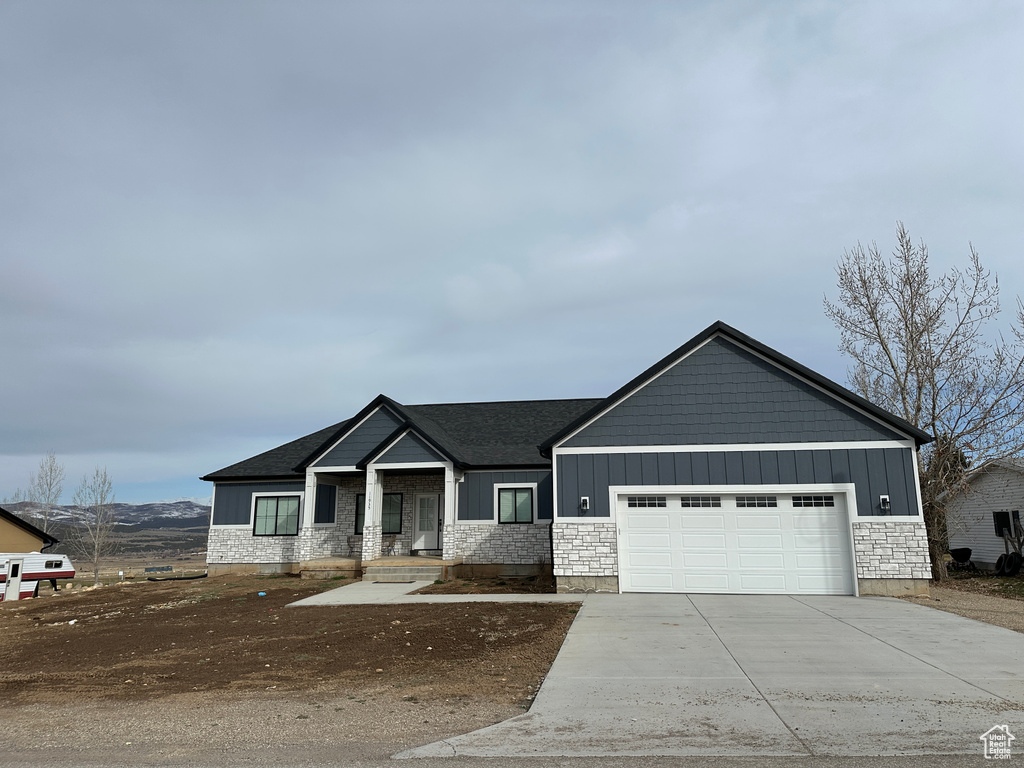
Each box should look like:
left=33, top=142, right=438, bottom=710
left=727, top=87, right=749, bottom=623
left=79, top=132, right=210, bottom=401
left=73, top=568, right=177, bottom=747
left=824, top=222, right=1024, bottom=580
left=68, top=467, right=118, bottom=584
left=28, top=452, right=65, bottom=534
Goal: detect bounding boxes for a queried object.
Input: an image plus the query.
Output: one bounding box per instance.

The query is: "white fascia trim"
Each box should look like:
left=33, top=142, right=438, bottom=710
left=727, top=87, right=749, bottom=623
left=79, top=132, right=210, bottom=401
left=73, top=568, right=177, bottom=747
left=552, top=440, right=915, bottom=455
left=311, top=465, right=360, bottom=474
left=550, top=331, right=919, bottom=449
left=307, top=403, right=401, bottom=468
left=368, top=461, right=451, bottom=471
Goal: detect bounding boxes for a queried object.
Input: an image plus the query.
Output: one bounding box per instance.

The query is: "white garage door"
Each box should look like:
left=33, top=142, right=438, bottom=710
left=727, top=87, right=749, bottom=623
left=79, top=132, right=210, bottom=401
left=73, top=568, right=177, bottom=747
left=617, top=492, right=855, bottom=595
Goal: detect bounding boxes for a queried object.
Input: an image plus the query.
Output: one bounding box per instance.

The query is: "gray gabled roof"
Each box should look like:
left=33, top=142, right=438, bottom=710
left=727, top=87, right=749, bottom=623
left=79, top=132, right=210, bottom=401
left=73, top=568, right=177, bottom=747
left=539, top=321, right=933, bottom=452
left=203, top=321, right=933, bottom=484
left=201, top=398, right=600, bottom=481
left=201, top=419, right=352, bottom=481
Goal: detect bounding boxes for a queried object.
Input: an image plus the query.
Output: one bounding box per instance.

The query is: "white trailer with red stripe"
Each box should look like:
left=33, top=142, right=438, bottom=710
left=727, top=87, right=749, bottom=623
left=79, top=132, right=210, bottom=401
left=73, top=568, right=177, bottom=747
left=1, top=552, right=76, bottom=601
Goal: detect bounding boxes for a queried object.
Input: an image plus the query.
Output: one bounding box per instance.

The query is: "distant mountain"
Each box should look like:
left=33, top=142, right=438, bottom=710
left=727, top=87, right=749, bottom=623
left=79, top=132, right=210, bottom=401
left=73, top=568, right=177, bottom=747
left=3, top=499, right=211, bottom=529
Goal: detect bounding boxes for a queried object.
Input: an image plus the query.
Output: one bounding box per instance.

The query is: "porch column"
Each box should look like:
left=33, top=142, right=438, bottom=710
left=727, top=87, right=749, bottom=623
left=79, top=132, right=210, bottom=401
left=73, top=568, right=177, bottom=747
left=362, top=467, right=384, bottom=562
left=441, top=466, right=460, bottom=559
left=300, top=470, right=317, bottom=562
left=303, top=470, right=317, bottom=530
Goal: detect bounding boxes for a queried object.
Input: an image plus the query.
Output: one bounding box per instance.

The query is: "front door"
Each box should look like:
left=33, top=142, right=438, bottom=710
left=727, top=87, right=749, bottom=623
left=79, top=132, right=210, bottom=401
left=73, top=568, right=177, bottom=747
left=413, top=494, right=440, bottom=551
left=5, top=559, right=24, bottom=602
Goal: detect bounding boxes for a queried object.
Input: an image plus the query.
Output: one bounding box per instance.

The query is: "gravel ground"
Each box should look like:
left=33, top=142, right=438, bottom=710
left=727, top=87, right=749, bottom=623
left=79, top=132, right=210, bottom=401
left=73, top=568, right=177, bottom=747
left=903, top=585, right=1024, bottom=633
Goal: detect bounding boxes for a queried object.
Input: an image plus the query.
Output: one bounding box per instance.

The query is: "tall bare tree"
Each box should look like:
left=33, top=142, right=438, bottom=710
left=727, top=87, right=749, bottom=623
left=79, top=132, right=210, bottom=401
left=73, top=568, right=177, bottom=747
left=68, top=467, right=118, bottom=584
left=824, top=223, right=1024, bottom=579
left=28, top=452, right=65, bottom=534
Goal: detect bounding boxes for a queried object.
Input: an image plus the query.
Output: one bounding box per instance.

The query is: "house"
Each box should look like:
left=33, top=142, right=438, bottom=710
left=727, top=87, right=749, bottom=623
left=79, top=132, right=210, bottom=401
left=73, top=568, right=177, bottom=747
left=946, top=459, right=1024, bottom=571
left=202, top=321, right=933, bottom=596
left=0, top=506, right=58, bottom=553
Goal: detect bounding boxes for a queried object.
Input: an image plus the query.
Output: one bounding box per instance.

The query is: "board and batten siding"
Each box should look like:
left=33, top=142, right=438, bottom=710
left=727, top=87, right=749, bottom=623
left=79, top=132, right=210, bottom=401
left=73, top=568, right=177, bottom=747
left=212, top=481, right=306, bottom=526
left=562, top=337, right=903, bottom=448
left=458, top=471, right=553, bottom=521
left=556, top=448, right=919, bottom=518
left=946, top=465, right=1024, bottom=567
left=374, top=432, right=444, bottom=464
left=312, top=408, right=402, bottom=467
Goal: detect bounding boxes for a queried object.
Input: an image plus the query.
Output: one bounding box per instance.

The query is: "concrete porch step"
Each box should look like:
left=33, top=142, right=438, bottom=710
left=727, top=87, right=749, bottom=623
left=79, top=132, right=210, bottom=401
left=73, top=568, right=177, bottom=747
left=299, top=557, right=361, bottom=580
left=362, top=566, right=444, bottom=583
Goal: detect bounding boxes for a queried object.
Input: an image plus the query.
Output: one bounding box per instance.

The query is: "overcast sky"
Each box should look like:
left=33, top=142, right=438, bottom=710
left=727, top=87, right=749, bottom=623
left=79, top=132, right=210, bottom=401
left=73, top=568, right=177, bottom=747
left=2, top=1, right=1023, bottom=504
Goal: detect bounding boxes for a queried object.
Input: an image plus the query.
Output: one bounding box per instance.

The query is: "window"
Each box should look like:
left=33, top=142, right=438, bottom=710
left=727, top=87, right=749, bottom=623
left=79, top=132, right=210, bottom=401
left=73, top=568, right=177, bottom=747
left=680, top=496, right=721, bottom=508
left=736, top=496, right=778, bottom=508
left=498, top=487, right=533, bottom=523
left=627, top=496, right=667, bottom=508
left=994, top=510, right=1020, bottom=538
left=355, top=493, right=403, bottom=534
left=314, top=484, right=337, bottom=524
left=254, top=495, right=300, bottom=536
left=45, top=560, right=63, bottom=569
left=793, top=495, right=835, bottom=507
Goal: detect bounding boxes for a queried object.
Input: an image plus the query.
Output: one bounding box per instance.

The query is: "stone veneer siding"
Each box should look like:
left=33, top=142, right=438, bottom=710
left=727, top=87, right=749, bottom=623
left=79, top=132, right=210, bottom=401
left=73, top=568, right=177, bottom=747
left=552, top=522, right=618, bottom=577
left=207, top=525, right=353, bottom=567
left=851, top=519, right=932, bottom=580
left=443, top=522, right=551, bottom=564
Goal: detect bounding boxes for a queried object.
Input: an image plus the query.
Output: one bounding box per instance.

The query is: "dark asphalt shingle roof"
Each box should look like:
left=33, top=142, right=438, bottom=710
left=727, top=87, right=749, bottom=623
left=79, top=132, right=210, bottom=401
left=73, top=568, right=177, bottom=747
left=201, top=398, right=601, bottom=480
left=202, top=419, right=352, bottom=480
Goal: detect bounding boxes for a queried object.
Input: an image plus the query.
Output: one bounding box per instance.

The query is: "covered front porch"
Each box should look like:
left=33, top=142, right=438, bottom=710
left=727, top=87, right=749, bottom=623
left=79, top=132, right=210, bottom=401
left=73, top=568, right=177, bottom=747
left=308, top=463, right=460, bottom=562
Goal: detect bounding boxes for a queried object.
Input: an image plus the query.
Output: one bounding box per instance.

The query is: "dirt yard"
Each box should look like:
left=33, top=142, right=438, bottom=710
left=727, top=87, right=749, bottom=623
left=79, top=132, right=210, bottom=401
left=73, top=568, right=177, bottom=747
left=0, top=574, right=577, bottom=703
left=0, top=574, right=579, bottom=765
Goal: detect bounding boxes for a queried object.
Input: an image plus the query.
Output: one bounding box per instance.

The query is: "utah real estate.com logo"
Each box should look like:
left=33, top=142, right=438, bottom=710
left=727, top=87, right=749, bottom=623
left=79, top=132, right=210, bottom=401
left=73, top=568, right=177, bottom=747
left=981, top=725, right=1015, bottom=759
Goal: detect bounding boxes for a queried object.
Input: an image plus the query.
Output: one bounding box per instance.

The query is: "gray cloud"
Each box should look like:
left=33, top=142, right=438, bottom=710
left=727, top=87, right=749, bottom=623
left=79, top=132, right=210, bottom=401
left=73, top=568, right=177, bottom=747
left=2, top=1, right=1023, bottom=500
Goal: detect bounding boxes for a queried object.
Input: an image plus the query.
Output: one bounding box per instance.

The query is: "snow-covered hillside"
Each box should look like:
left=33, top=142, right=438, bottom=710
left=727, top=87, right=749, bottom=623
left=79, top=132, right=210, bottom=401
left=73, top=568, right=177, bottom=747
left=3, top=499, right=211, bottom=527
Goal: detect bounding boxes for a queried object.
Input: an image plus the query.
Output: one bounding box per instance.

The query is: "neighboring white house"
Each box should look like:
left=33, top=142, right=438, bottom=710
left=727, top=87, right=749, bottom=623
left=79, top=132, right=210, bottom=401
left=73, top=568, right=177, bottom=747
left=946, top=459, right=1024, bottom=570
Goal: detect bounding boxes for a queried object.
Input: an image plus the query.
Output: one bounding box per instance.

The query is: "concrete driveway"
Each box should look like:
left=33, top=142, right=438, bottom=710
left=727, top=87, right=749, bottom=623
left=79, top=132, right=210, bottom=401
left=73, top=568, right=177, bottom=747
left=399, top=593, right=1024, bottom=758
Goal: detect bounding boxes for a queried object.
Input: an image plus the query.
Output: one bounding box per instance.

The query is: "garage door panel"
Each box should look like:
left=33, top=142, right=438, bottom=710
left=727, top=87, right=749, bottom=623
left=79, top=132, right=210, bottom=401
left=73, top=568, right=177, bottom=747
left=681, top=573, right=730, bottom=591
left=682, top=552, right=729, bottom=568
left=736, top=534, right=784, bottom=549
left=626, top=533, right=673, bottom=548
left=628, top=573, right=675, bottom=590
left=794, top=552, right=838, bottom=568
left=793, top=512, right=839, bottom=530
left=680, top=515, right=726, bottom=529
left=738, top=573, right=788, bottom=592
left=738, top=552, right=785, bottom=569
left=681, top=533, right=728, bottom=548
left=735, top=515, right=782, bottom=530
left=794, top=532, right=843, bottom=549
left=628, top=551, right=673, bottom=568
left=626, top=514, right=671, bottom=529
left=618, top=491, right=855, bottom=595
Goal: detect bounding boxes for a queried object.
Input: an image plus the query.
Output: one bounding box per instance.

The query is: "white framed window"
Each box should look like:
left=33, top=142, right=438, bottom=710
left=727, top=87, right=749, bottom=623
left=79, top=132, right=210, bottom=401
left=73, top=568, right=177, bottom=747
left=680, top=496, right=721, bottom=508
left=252, top=493, right=303, bottom=536
left=793, top=495, right=835, bottom=508
left=736, top=496, right=778, bottom=508
left=493, top=482, right=538, bottom=524
left=627, top=496, right=667, bottom=508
